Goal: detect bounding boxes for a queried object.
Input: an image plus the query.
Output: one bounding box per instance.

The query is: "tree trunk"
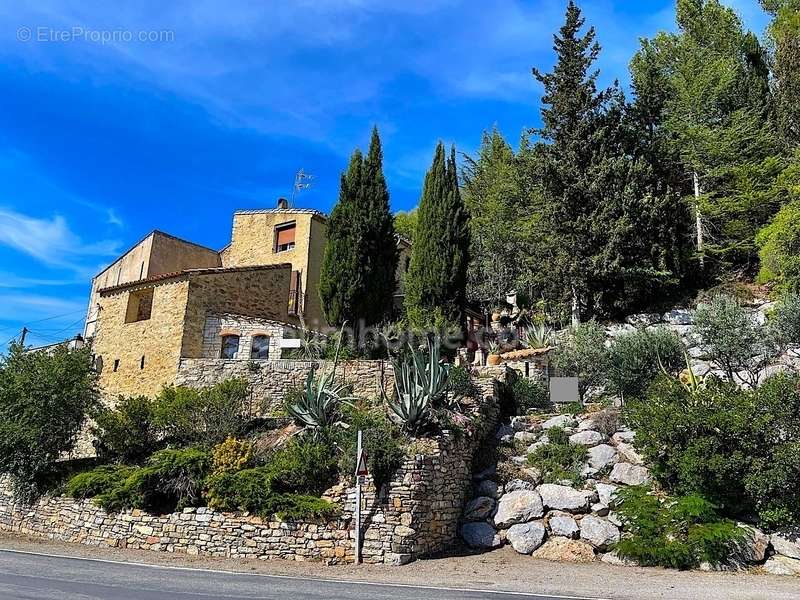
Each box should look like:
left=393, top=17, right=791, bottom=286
left=693, top=171, right=704, bottom=269
left=571, top=284, right=581, bottom=329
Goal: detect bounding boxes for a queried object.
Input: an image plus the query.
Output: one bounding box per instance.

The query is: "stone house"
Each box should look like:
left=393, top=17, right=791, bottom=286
left=84, top=201, right=411, bottom=400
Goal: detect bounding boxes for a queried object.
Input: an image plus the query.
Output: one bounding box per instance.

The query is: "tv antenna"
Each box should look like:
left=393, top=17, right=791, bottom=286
left=291, top=169, right=314, bottom=205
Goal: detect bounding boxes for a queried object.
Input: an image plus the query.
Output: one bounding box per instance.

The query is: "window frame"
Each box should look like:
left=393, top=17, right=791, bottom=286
left=250, top=335, right=271, bottom=360
left=220, top=334, right=241, bottom=359
left=274, top=221, right=297, bottom=253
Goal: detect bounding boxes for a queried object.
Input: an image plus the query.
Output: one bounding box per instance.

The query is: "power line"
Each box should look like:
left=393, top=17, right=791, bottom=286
left=22, top=308, right=85, bottom=325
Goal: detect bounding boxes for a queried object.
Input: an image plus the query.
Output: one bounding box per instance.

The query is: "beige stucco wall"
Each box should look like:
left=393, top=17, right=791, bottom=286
left=92, top=279, right=190, bottom=400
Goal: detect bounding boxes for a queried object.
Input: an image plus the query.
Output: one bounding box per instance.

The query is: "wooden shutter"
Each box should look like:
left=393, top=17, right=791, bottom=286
left=276, top=223, right=296, bottom=246
left=288, top=270, right=301, bottom=315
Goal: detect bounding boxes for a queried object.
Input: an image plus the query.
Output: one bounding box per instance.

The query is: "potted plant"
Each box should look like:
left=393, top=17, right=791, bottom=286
left=487, top=341, right=502, bottom=366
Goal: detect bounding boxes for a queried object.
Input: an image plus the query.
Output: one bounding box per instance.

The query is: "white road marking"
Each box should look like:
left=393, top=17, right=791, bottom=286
left=0, top=547, right=610, bottom=600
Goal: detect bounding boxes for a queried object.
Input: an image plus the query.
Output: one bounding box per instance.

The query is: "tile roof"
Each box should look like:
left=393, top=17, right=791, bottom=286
left=97, top=264, right=292, bottom=294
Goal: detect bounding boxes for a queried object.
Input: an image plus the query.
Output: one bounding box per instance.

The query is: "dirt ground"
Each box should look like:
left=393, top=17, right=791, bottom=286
left=0, top=532, right=798, bottom=600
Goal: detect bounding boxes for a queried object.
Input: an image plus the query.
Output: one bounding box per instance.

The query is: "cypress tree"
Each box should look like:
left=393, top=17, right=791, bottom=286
left=319, top=151, right=363, bottom=328
left=405, top=142, right=470, bottom=328
left=360, top=127, right=398, bottom=325
left=319, top=128, right=398, bottom=335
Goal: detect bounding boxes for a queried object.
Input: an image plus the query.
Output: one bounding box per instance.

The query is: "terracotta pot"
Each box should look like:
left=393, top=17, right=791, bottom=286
left=487, top=354, right=502, bottom=366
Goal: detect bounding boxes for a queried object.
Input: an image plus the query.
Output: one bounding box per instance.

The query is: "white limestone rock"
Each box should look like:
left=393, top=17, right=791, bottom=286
left=537, top=484, right=595, bottom=513
left=494, top=490, right=544, bottom=528
left=542, top=415, right=577, bottom=430
left=595, top=483, right=619, bottom=507
left=663, top=308, right=693, bottom=325
left=611, top=430, right=635, bottom=444
left=601, top=550, right=638, bottom=567
left=579, top=515, right=621, bottom=550
left=763, top=555, right=800, bottom=576
left=569, top=430, right=604, bottom=446
left=505, top=479, right=537, bottom=493
left=548, top=512, right=580, bottom=538
left=733, top=524, right=769, bottom=563
left=609, top=463, right=650, bottom=486
left=587, top=444, right=619, bottom=470
left=507, top=520, right=547, bottom=554
left=615, top=442, right=644, bottom=465
left=771, top=530, right=800, bottom=560
left=626, top=313, right=662, bottom=327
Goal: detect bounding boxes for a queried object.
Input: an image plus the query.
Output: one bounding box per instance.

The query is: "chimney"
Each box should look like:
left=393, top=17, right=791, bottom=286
left=276, top=197, right=289, bottom=209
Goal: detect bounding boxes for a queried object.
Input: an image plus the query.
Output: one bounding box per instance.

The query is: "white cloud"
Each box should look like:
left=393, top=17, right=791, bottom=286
left=0, top=208, right=120, bottom=272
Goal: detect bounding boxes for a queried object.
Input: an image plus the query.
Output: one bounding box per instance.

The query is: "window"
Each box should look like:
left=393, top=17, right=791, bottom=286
left=140, top=355, right=145, bottom=370
left=125, top=288, right=154, bottom=323
left=274, top=222, right=296, bottom=253
left=251, top=335, right=270, bottom=359
left=221, top=335, right=240, bottom=359
left=113, top=359, right=120, bottom=372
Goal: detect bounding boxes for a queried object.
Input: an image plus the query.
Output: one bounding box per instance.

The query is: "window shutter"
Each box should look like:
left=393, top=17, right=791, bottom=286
left=276, top=224, right=296, bottom=246
left=288, top=271, right=301, bottom=315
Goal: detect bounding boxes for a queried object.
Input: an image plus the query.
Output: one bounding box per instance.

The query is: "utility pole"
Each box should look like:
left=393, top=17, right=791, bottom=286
left=19, top=327, right=27, bottom=346
left=290, top=169, right=314, bottom=206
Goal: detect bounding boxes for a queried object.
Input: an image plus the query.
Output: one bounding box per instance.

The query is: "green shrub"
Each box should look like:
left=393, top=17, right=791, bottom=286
left=94, top=447, right=212, bottom=513
left=211, top=437, right=253, bottom=474
left=338, top=407, right=404, bottom=487
left=693, top=295, right=777, bottom=388
left=512, top=377, right=550, bottom=413
left=608, top=327, right=685, bottom=400
left=0, top=343, right=99, bottom=503
left=154, top=379, right=253, bottom=446
left=628, top=373, right=800, bottom=529
left=206, top=437, right=339, bottom=518
left=91, top=396, right=159, bottom=463
left=757, top=200, right=800, bottom=293
left=527, top=426, right=587, bottom=485
left=769, top=293, right=800, bottom=349
left=552, top=321, right=610, bottom=402
left=448, top=365, right=476, bottom=398
left=615, top=486, right=744, bottom=570
left=66, top=465, right=132, bottom=499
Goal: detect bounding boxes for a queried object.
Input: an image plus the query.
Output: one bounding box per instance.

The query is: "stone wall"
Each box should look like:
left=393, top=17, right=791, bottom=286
left=201, top=314, right=293, bottom=360
left=175, top=358, right=396, bottom=414
left=0, top=367, right=505, bottom=565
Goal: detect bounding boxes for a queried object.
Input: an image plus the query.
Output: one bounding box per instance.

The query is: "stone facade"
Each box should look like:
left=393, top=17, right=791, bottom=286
left=201, top=314, right=294, bottom=360
left=0, top=368, right=504, bottom=565
left=92, top=265, right=292, bottom=400
left=176, top=358, right=396, bottom=414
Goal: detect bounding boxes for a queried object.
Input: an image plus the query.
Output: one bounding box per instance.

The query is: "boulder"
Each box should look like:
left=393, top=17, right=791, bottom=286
left=461, top=522, right=500, bottom=549
left=763, top=555, right=800, bottom=576
left=591, top=502, right=610, bottom=516
left=580, top=465, right=599, bottom=479
left=610, top=463, right=650, bottom=486
left=606, top=324, right=636, bottom=338
left=511, top=416, right=531, bottom=431
left=733, top=524, right=769, bottom=563
left=626, top=313, right=662, bottom=327
left=475, top=479, right=501, bottom=499
left=663, top=308, right=693, bottom=325
left=548, top=512, right=580, bottom=538
left=580, top=515, right=621, bottom=549
left=514, top=431, right=538, bottom=444
left=587, top=444, right=619, bottom=470
left=507, top=521, right=547, bottom=554
left=463, top=496, right=496, bottom=522
left=531, top=537, right=596, bottom=563
left=519, top=467, right=543, bottom=486
left=771, top=530, right=800, bottom=560
left=537, top=484, right=595, bottom=513
left=595, top=483, right=619, bottom=507
left=615, top=442, right=644, bottom=465
left=494, top=490, right=544, bottom=528
left=569, top=430, right=604, bottom=446
left=495, top=424, right=514, bottom=441
left=505, top=479, right=537, bottom=493
left=542, top=415, right=577, bottom=430
left=611, top=430, right=635, bottom=444
left=601, top=550, right=638, bottom=567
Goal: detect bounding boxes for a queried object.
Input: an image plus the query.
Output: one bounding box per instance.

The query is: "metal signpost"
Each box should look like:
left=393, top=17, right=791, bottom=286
left=354, top=430, right=368, bottom=564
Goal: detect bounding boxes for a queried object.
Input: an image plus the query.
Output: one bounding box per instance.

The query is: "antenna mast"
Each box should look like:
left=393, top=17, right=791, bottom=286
left=290, top=169, right=314, bottom=206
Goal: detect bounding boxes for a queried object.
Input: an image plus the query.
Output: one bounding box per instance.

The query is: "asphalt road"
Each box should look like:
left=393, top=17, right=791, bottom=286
left=0, top=549, right=604, bottom=600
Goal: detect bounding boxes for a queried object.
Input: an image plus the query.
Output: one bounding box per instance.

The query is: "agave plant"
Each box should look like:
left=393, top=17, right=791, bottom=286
left=524, top=323, right=555, bottom=350
left=286, top=323, right=351, bottom=429
left=387, top=337, right=451, bottom=429
left=286, top=367, right=351, bottom=429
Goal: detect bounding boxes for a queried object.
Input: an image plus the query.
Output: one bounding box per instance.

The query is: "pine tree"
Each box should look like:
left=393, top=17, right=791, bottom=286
left=405, top=142, right=469, bottom=328
left=761, top=0, right=800, bottom=148
left=532, top=0, right=606, bottom=325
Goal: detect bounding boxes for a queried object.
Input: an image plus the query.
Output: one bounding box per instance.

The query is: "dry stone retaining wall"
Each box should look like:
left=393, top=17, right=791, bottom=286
left=175, top=358, right=395, bottom=414
left=0, top=366, right=505, bottom=565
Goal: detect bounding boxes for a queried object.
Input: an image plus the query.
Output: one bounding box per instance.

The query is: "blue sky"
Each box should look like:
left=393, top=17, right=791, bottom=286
left=0, top=0, right=769, bottom=347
